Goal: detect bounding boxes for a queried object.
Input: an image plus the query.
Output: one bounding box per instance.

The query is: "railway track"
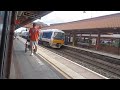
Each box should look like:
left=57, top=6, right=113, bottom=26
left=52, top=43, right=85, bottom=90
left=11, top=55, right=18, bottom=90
left=39, top=45, right=120, bottom=79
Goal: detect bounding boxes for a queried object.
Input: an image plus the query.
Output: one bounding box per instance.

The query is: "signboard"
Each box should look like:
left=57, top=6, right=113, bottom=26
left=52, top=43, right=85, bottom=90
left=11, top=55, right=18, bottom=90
left=70, top=37, right=73, bottom=42
left=92, top=38, right=96, bottom=45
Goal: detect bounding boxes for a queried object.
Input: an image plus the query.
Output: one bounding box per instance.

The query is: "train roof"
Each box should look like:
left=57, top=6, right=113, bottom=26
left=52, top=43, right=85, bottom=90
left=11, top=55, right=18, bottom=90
left=41, top=29, right=64, bottom=33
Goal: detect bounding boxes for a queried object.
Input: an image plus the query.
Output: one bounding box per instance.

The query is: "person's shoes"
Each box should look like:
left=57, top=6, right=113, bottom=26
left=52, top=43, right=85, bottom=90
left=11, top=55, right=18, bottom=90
left=30, top=53, right=33, bottom=56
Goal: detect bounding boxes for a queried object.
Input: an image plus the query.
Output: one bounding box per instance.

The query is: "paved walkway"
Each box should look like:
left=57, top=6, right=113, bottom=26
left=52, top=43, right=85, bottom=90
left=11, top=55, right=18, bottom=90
left=10, top=38, right=65, bottom=79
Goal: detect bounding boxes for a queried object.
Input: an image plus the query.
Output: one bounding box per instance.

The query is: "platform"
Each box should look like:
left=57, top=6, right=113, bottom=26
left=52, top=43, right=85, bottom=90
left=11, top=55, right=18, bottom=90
left=10, top=38, right=66, bottom=79
left=15, top=37, right=107, bottom=79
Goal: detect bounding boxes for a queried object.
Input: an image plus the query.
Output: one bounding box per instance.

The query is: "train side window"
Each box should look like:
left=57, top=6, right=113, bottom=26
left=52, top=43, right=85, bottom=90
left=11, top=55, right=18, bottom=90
left=42, top=32, right=52, bottom=39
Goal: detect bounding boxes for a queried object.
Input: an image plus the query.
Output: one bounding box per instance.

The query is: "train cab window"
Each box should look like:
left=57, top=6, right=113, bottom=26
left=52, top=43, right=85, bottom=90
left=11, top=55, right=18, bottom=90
left=54, top=32, right=65, bottom=40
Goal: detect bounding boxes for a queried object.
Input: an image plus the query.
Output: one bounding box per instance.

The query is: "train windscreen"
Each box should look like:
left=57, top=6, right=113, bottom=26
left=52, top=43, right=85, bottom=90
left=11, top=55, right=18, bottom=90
left=54, top=32, right=65, bottom=40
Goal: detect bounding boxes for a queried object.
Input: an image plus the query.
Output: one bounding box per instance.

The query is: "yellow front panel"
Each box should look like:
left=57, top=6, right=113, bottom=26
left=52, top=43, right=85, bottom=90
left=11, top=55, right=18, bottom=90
left=53, top=39, right=64, bottom=44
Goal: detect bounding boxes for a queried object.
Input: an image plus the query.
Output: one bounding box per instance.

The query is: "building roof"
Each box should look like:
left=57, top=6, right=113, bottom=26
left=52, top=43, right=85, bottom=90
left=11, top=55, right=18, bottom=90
left=42, top=13, right=120, bottom=31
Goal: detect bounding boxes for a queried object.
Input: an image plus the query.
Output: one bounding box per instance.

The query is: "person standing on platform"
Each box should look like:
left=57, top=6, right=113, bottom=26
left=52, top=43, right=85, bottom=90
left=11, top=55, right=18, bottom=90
left=29, top=22, right=41, bottom=56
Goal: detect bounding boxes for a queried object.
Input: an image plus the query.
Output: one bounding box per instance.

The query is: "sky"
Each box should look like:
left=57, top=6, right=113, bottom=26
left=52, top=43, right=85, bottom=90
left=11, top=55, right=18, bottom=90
left=16, top=11, right=120, bottom=32
left=39, top=11, right=120, bottom=25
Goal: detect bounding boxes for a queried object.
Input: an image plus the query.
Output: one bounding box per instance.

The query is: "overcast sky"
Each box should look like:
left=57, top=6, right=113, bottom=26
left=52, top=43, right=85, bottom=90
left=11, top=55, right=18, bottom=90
left=16, top=11, right=120, bottom=32
left=38, top=11, right=120, bottom=25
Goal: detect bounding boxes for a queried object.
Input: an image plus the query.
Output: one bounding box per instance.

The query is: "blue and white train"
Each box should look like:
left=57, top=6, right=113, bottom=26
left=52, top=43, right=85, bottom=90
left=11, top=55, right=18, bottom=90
left=39, top=29, right=65, bottom=48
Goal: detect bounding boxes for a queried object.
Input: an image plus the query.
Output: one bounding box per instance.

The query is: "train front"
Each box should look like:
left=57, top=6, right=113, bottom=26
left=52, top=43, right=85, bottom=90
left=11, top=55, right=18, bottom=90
left=52, top=31, right=65, bottom=48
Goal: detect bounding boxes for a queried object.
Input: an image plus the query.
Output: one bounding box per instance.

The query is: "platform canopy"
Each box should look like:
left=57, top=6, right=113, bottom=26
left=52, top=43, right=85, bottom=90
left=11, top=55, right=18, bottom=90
left=15, top=11, right=52, bottom=29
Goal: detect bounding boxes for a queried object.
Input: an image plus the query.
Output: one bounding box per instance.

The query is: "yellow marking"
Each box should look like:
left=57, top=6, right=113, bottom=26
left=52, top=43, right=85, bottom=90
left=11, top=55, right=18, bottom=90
left=53, top=39, right=64, bottom=44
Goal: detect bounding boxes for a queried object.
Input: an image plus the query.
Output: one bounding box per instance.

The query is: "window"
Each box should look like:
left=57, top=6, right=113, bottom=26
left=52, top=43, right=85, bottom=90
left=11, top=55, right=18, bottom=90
left=42, top=31, right=53, bottom=39
left=54, top=32, right=65, bottom=40
left=0, top=11, right=5, bottom=45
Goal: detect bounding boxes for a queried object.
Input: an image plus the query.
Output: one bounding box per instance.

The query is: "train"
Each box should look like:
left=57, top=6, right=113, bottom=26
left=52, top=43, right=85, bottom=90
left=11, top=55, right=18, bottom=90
left=20, top=31, right=29, bottom=39
left=39, top=29, right=65, bottom=48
